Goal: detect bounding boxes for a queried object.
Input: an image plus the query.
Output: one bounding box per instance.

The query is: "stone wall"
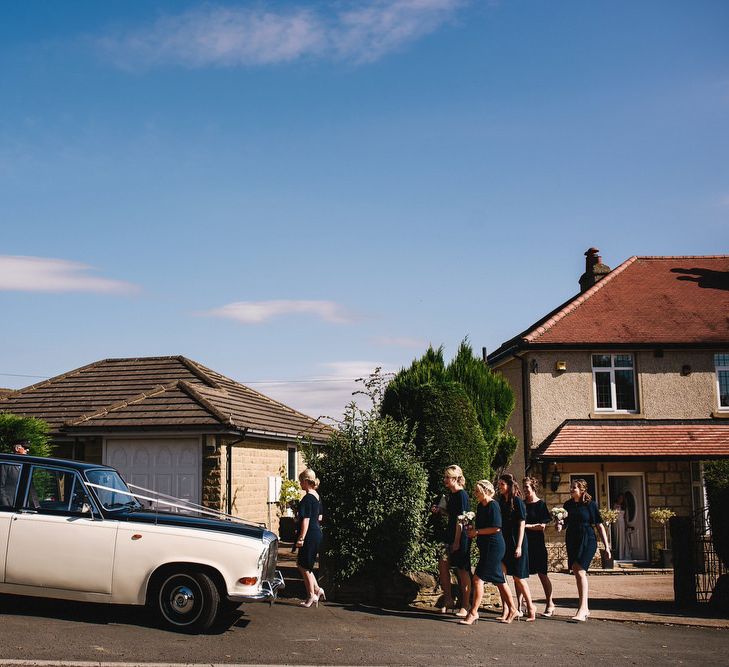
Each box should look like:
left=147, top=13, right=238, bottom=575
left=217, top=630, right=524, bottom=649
left=222, top=437, right=306, bottom=533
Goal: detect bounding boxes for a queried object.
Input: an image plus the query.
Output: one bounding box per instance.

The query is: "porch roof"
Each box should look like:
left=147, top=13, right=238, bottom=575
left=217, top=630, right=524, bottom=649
left=534, top=420, right=729, bottom=461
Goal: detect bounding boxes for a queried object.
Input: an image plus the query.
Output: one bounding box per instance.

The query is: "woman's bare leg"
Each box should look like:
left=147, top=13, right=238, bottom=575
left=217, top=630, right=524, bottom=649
left=514, top=577, right=536, bottom=621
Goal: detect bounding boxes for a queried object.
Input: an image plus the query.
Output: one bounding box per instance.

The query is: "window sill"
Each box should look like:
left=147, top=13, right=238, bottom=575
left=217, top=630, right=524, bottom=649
left=589, top=412, right=645, bottom=420
left=712, top=410, right=729, bottom=419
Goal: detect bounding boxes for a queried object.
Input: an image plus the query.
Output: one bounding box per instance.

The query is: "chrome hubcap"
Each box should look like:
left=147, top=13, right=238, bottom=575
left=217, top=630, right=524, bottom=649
left=170, top=585, right=195, bottom=614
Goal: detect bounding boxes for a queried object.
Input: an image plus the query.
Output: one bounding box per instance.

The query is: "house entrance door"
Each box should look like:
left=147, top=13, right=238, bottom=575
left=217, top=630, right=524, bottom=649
left=608, top=474, right=648, bottom=562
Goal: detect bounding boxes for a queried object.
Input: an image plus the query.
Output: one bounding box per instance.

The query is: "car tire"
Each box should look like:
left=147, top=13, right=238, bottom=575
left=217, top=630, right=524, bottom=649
left=154, top=570, right=220, bottom=633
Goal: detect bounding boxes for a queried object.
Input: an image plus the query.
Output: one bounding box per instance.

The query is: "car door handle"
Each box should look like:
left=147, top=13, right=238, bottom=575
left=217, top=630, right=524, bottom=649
left=17, top=509, right=38, bottom=515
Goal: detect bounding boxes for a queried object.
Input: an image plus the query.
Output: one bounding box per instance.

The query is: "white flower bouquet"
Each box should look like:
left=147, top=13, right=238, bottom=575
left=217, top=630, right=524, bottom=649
left=551, top=506, right=568, bottom=531
left=457, top=511, right=475, bottom=528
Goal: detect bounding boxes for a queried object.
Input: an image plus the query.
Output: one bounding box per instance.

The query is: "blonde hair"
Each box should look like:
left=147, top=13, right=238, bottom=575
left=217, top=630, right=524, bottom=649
left=444, top=465, right=465, bottom=485
left=475, top=479, right=495, bottom=497
left=299, top=468, right=320, bottom=489
left=571, top=478, right=592, bottom=504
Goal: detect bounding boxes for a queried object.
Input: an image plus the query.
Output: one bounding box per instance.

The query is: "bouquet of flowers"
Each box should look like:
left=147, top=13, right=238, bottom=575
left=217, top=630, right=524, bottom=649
left=551, top=506, right=568, bottom=531
left=457, top=511, right=475, bottom=529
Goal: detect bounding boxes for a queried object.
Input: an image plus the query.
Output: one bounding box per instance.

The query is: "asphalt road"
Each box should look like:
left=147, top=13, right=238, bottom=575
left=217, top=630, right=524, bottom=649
left=0, top=594, right=728, bottom=666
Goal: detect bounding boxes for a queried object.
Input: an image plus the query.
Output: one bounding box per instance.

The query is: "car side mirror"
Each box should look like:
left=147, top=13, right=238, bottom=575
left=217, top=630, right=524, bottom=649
left=81, top=502, right=93, bottom=516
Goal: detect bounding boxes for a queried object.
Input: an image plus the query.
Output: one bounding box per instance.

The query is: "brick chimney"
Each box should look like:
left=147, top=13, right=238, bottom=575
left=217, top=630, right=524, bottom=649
left=579, top=248, right=611, bottom=293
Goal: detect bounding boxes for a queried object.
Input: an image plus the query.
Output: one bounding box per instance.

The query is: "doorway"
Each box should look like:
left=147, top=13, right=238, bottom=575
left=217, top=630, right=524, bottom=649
left=607, top=474, right=648, bottom=562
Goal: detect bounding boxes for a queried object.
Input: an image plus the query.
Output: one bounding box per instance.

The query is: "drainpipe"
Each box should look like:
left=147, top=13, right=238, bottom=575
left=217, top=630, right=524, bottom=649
left=519, top=354, right=533, bottom=475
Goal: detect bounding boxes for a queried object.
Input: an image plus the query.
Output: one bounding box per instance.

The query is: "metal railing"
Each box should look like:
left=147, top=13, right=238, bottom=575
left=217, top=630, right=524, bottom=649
left=693, top=506, right=725, bottom=603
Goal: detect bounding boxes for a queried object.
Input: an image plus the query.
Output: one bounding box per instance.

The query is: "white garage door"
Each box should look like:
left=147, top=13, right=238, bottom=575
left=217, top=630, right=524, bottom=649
left=104, top=438, right=201, bottom=508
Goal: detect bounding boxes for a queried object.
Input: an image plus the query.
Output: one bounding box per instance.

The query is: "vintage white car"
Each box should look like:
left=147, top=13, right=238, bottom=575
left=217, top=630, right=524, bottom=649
left=0, top=452, right=284, bottom=632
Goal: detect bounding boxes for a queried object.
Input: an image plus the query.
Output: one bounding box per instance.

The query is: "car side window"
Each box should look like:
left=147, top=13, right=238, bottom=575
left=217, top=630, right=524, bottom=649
left=25, top=467, right=93, bottom=515
left=0, top=463, right=22, bottom=510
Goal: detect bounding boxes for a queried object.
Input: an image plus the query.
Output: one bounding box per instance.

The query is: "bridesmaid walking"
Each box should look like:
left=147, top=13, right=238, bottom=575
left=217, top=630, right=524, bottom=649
left=460, top=480, right=519, bottom=625
left=295, top=469, right=325, bottom=608
left=522, top=476, right=555, bottom=616
left=498, top=473, right=536, bottom=621
left=561, top=478, right=611, bottom=622
left=431, top=465, right=471, bottom=617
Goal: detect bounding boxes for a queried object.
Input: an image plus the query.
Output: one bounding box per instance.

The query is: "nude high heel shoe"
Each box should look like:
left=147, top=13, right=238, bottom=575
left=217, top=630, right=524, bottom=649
left=299, top=595, right=318, bottom=608
left=317, top=588, right=326, bottom=603
left=458, top=613, right=479, bottom=626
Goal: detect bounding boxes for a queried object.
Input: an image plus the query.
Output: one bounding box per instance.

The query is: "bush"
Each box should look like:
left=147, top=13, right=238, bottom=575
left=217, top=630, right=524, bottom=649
left=303, top=372, right=428, bottom=583
left=383, top=381, right=488, bottom=500
left=381, top=342, right=516, bottom=485
left=704, top=460, right=729, bottom=569
left=0, top=413, right=52, bottom=457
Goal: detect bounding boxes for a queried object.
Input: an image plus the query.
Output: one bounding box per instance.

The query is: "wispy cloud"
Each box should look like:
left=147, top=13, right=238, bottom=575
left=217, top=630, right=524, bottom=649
left=202, top=299, right=354, bottom=324
left=251, top=360, right=395, bottom=420
left=96, top=1, right=468, bottom=69
left=0, top=255, right=138, bottom=294
left=372, top=335, right=428, bottom=348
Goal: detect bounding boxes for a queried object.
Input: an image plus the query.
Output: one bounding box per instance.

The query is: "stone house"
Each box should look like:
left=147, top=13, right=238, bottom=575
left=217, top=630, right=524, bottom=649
left=0, top=356, right=332, bottom=533
left=488, top=249, right=729, bottom=564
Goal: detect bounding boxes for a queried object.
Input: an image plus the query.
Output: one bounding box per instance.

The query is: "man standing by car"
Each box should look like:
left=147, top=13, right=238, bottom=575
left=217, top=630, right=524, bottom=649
left=13, top=440, right=29, bottom=455
left=0, top=440, right=28, bottom=507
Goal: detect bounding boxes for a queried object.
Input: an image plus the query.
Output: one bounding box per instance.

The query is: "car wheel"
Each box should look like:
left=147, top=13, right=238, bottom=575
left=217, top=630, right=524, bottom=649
left=155, top=570, right=220, bottom=633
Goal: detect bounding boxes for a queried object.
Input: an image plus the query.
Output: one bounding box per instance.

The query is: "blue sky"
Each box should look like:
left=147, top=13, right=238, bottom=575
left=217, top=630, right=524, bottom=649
left=1, top=0, right=728, bottom=418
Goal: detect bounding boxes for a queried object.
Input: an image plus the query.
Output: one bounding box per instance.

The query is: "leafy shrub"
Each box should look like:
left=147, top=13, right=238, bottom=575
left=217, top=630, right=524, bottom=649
left=704, top=460, right=729, bottom=568
left=383, top=381, right=488, bottom=500
left=0, top=413, right=52, bottom=457
left=382, top=342, right=516, bottom=483
left=303, top=372, right=429, bottom=583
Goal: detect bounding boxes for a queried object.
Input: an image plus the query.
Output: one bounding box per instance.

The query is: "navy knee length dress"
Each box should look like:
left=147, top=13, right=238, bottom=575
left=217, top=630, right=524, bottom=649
left=296, top=492, right=322, bottom=571
left=473, top=500, right=506, bottom=584
left=499, top=495, right=529, bottom=579
left=564, top=499, right=603, bottom=571
left=446, top=489, right=471, bottom=571
left=525, top=499, right=551, bottom=575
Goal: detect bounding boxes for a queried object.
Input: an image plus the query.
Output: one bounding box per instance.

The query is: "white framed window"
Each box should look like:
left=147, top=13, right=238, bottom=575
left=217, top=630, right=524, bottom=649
left=715, top=353, right=729, bottom=411
left=287, top=446, right=297, bottom=481
left=592, top=353, right=637, bottom=412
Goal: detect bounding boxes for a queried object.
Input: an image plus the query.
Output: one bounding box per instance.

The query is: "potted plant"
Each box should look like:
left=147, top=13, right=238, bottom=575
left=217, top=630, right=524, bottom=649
left=277, top=467, right=301, bottom=542
left=599, top=507, right=619, bottom=569
left=650, top=507, right=676, bottom=568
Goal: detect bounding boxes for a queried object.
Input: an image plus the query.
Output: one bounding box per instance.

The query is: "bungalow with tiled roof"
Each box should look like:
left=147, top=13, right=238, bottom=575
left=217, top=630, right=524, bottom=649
left=0, top=356, right=332, bottom=532
left=488, top=249, right=729, bottom=565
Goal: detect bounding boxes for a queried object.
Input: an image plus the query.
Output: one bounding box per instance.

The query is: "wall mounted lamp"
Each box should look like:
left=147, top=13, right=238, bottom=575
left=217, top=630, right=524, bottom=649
left=555, top=360, right=567, bottom=372
left=681, top=364, right=692, bottom=376
left=530, top=358, right=538, bottom=374
left=549, top=463, right=561, bottom=492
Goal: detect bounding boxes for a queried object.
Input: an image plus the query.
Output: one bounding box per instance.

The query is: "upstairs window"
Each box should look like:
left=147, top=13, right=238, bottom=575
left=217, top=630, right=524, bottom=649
left=592, top=353, right=637, bottom=412
left=716, top=353, right=729, bottom=411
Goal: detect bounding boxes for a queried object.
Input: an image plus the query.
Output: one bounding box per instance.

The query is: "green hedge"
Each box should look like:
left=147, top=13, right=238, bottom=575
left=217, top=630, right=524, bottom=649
left=303, top=403, right=428, bottom=583
left=0, top=413, right=52, bottom=457
left=382, top=380, right=488, bottom=499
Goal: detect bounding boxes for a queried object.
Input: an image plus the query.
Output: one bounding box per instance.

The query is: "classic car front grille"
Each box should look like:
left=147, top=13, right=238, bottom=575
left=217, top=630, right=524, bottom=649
left=263, top=537, right=278, bottom=582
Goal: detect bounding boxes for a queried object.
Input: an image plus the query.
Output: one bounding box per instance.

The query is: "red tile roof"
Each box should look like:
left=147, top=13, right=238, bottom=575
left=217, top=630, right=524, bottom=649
left=537, top=421, right=729, bottom=460
left=490, top=255, right=729, bottom=360
left=0, top=356, right=332, bottom=443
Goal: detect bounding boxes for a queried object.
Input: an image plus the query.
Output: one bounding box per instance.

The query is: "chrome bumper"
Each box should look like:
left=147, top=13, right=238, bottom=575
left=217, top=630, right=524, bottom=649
left=228, top=570, right=285, bottom=604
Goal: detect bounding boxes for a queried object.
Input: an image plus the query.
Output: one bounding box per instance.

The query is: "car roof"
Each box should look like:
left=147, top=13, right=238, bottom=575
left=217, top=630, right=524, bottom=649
left=0, top=453, right=114, bottom=473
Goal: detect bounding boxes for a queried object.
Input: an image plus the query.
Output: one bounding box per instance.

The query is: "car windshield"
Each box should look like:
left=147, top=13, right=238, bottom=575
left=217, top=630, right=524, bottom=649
left=85, top=469, right=142, bottom=511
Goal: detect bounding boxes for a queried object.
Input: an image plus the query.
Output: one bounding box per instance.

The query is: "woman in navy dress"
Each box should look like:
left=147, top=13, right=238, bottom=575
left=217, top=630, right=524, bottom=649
left=431, top=465, right=471, bottom=617
left=560, top=478, right=611, bottom=621
left=460, top=480, right=518, bottom=625
left=498, top=473, right=536, bottom=621
left=523, top=476, right=555, bottom=616
left=295, top=469, right=324, bottom=608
